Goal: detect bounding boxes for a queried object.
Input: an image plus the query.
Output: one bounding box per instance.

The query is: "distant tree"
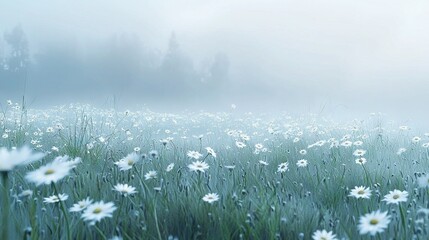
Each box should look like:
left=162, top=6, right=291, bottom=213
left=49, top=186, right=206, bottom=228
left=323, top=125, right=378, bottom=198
left=3, top=25, right=29, bottom=73
left=158, top=32, right=197, bottom=99
left=0, top=25, right=30, bottom=96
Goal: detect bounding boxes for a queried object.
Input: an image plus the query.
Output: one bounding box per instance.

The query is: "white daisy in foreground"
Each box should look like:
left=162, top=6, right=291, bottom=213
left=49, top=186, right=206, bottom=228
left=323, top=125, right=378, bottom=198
left=113, top=183, right=137, bottom=196
left=205, top=147, right=217, bottom=158
left=312, top=229, right=337, bottom=240
left=25, top=156, right=80, bottom=186
left=277, top=162, right=289, bottom=173
left=166, top=163, right=175, bottom=172
left=202, top=193, right=219, bottom=204
left=187, top=151, right=203, bottom=160
left=114, top=152, right=140, bottom=171
left=296, top=159, right=308, bottom=168
left=70, top=197, right=93, bottom=212
left=44, top=193, right=69, bottom=204
left=144, top=170, right=157, bottom=180
left=81, top=201, right=117, bottom=226
left=0, top=146, right=45, bottom=172
left=188, top=161, right=209, bottom=173
left=358, top=210, right=391, bottom=236
left=349, top=186, right=372, bottom=199
left=382, top=189, right=408, bottom=204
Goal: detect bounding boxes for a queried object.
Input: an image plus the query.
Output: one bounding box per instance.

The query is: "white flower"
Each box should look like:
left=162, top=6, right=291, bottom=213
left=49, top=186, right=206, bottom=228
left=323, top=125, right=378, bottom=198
left=81, top=201, right=117, bottom=225
left=114, top=152, right=140, bottom=171
left=382, top=189, right=408, bottom=204
left=187, top=151, right=203, bottom=160
left=296, top=159, right=308, bottom=168
left=70, top=197, right=93, bottom=212
left=205, top=147, right=217, bottom=158
left=166, top=163, right=175, bottom=172
left=202, top=193, right=219, bottom=204
left=113, top=183, right=137, bottom=196
left=358, top=210, right=391, bottom=236
left=235, top=141, right=246, bottom=148
left=25, top=156, right=80, bottom=186
left=144, top=170, right=157, bottom=180
left=44, top=193, right=69, bottom=204
left=353, top=149, right=367, bottom=157
left=0, top=146, right=45, bottom=171
left=312, top=229, right=337, bottom=240
left=188, top=161, right=209, bottom=173
left=349, top=186, right=371, bottom=199
left=355, top=158, right=367, bottom=165
left=277, top=162, right=289, bottom=173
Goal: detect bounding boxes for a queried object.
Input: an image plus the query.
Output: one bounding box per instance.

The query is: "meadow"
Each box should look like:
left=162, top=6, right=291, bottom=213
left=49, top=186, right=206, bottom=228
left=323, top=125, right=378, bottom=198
left=1, top=99, right=429, bottom=240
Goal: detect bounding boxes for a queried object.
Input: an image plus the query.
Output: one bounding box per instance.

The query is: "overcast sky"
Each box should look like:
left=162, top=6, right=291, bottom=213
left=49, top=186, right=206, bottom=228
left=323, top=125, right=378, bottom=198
left=1, top=0, right=429, bottom=123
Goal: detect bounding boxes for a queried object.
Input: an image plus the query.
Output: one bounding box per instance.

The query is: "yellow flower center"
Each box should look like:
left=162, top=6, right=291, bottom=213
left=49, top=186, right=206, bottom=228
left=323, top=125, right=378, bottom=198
left=127, top=159, right=134, bottom=166
left=358, top=190, right=364, bottom=194
left=393, top=194, right=399, bottom=199
left=93, top=208, right=102, bottom=214
left=45, top=169, right=55, bottom=175
left=370, top=219, right=379, bottom=225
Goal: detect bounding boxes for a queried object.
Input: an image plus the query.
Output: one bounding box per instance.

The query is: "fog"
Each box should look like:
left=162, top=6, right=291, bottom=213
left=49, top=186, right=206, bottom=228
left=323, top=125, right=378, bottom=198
left=1, top=0, right=429, bottom=124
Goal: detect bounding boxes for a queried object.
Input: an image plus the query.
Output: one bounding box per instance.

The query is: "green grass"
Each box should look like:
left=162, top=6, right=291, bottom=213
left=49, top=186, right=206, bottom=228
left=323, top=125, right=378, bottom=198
left=1, top=101, right=429, bottom=239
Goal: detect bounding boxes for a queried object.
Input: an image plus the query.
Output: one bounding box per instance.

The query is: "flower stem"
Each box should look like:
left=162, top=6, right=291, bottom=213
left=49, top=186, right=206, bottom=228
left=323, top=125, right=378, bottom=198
left=52, top=183, right=71, bottom=240
left=94, top=224, right=107, bottom=240
left=1, top=171, right=9, bottom=240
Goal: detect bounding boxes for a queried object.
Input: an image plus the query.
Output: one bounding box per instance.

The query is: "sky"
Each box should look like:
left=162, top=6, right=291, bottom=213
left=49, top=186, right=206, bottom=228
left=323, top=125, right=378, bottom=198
left=1, top=0, right=429, bottom=123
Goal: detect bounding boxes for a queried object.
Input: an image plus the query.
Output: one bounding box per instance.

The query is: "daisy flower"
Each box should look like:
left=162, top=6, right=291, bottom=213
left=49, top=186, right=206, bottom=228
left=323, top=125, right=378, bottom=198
left=44, top=193, right=69, bottom=204
left=81, top=201, right=117, bottom=225
left=188, top=161, right=209, bottom=173
left=358, top=210, right=391, bottom=236
left=149, top=150, right=158, bottom=159
left=277, top=162, right=289, bottom=173
left=382, top=189, right=408, bottom=204
left=312, top=229, right=337, bottom=240
left=296, top=159, right=308, bottom=168
left=355, top=158, right=367, bottom=165
left=114, top=152, right=140, bottom=171
left=205, top=147, right=217, bottom=158
left=113, top=183, right=137, bottom=196
left=187, top=151, right=203, bottom=160
left=349, top=186, right=371, bottom=199
left=144, top=170, right=157, bottom=180
left=25, top=156, right=80, bottom=186
left=70, top=197, right=93, bottom=212
left=0, top=146, right=45, bottom=172
left=353, top=149, right=367, bottom=157
left=235, top=141, right=246, bottom=148
left=202, top=193, right=219, bottom=204
left=166, top=163, right=175, bottom=172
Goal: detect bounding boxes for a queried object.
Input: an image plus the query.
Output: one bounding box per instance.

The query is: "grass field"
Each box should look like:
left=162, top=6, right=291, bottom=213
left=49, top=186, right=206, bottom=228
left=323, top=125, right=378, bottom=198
left=1, top=100, right=429, bottom=240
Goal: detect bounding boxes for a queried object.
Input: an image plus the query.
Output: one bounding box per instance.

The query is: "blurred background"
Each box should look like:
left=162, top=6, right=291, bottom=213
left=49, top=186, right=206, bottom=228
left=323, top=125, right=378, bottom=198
left=1, top=0, right=429, bottom=124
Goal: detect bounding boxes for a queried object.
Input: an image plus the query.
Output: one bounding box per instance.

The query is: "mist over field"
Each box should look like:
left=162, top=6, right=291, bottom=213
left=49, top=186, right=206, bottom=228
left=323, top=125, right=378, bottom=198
left=3, top=2, right=429, bottom=240
left=0, top=0, right=428, bottom=123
